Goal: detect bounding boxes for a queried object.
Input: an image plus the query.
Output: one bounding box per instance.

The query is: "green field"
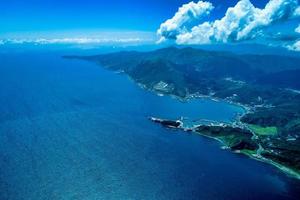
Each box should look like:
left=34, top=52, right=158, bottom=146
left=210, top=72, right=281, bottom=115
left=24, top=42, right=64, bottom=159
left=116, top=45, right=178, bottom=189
left=240, top=149, right=257, bottom=156
left=247, top=124, right=278, bottom=136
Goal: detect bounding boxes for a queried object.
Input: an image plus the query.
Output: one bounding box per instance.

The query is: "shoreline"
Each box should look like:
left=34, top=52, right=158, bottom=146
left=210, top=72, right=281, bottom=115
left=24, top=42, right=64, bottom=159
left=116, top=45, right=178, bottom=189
left=196, top=130, right=300, bottom=180
left=153, top=117, right=300, bottom=180
left=145, top=87, right=300, bottom=180
left=102, top=64, right=300, bottom=180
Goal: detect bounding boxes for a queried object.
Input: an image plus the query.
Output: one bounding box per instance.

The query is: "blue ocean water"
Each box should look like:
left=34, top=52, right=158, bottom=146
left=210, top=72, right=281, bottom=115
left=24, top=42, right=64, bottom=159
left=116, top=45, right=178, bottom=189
left=0, top=48, right=299, bottom=200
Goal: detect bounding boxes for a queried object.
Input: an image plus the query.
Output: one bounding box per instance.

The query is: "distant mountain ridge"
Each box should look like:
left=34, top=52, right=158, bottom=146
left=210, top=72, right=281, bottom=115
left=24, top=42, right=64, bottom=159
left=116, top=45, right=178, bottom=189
left=77, top=47, right=300, bottom=91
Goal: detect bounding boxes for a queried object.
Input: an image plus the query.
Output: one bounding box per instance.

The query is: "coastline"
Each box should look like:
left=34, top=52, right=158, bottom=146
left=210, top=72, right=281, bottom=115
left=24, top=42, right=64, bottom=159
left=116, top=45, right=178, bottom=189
left=143, top=86, right=300, bottom=180
left=86, top=61, right=300, bottom=180
left=151, top=115, right=300, bottom=180
left=197, top=130, right=300, bottom=180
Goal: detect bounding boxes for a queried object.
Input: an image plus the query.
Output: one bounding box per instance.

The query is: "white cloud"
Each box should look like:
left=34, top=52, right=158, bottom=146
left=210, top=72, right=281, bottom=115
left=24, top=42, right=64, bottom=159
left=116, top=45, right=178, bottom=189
left=295, top=6, right=300, bottom=16
left=236, top=0, right=298, bottom=40
left=287, top=40, right=300, bottom=51
left=158, top=0, right=300, bottom=46
left=34, top=38, right=145, bottom=44
left=286, top=21, right=300, bottom=51
left=0, top=37, right=152, bottom=45
left=157, top=1, right=214, bottom=42
left=177, top=22, right=213, bottom=44
left=213, top=0, right=258, bottom=42
left=296, top=24, right=300, bottom=33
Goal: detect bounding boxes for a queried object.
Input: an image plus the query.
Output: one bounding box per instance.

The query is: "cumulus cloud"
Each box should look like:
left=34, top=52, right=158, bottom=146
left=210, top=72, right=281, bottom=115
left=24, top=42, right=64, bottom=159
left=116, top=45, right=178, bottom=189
left=158, top=0, right=300, bottom=47
left=157, top=1, right=214, bottom=43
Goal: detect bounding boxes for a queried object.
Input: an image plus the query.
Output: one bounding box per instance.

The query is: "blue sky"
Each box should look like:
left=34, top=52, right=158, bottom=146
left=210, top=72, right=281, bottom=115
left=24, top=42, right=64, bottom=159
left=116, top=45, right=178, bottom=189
left=0, top=0, right=269, bottom=35
left=0, top=0, right=299, bottom=50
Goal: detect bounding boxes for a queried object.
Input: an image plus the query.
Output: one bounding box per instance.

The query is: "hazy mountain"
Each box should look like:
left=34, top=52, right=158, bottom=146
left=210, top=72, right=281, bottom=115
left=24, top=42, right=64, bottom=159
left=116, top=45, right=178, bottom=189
left=78, top=47, right=300, bottom=90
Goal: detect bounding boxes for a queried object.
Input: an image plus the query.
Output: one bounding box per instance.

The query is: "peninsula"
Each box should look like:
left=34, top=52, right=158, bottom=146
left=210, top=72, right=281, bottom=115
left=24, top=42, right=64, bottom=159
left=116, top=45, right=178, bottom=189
left=65, top=47, right=300, bottom=179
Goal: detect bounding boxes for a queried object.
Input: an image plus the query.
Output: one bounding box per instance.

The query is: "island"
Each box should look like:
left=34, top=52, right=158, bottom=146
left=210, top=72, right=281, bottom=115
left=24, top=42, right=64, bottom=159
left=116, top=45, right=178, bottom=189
left=64, top=47, right=300, bottom=179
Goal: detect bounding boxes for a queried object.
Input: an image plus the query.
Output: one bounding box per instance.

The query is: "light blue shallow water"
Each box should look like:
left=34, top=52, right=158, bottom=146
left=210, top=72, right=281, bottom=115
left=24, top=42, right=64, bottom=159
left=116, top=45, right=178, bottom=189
left=0, top=49, right=299, bottom=200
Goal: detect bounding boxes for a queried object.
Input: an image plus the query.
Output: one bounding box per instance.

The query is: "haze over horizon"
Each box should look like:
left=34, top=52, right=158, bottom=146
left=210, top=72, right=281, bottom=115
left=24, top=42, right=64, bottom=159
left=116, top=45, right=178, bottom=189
left=1, top=0, right=299, bottom=51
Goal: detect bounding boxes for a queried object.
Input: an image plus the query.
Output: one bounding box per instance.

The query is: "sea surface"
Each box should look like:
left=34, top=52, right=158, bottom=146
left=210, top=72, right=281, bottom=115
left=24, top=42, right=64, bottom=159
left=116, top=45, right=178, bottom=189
left=0, top=47, right=299, bottom=200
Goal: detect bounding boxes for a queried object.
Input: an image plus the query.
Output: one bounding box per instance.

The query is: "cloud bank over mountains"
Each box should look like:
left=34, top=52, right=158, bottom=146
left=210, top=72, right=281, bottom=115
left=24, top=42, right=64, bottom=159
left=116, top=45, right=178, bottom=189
left=157, top=0, right=300, bottom=50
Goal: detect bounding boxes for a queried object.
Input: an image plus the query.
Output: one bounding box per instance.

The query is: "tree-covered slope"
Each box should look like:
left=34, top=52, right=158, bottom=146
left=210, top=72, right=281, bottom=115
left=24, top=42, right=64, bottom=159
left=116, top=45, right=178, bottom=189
left=77, top=47, right=300, bottom=90
left=65, top=47, right=300, bottom=177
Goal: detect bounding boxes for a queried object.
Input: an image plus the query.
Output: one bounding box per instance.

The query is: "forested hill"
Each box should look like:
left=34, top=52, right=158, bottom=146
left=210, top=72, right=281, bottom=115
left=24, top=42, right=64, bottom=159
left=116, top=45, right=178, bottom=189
left=70, top=47, right=300, bottom=91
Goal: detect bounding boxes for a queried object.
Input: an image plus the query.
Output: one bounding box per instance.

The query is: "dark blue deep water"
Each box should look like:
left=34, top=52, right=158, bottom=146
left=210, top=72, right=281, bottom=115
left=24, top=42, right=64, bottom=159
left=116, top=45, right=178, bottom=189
left=0, top=48, right=300, bottom=200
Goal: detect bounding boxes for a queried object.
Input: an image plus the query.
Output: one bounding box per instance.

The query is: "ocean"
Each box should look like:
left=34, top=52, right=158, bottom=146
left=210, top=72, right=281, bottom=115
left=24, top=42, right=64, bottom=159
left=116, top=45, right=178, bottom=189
left=0, top=47, right=299, bottom=200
